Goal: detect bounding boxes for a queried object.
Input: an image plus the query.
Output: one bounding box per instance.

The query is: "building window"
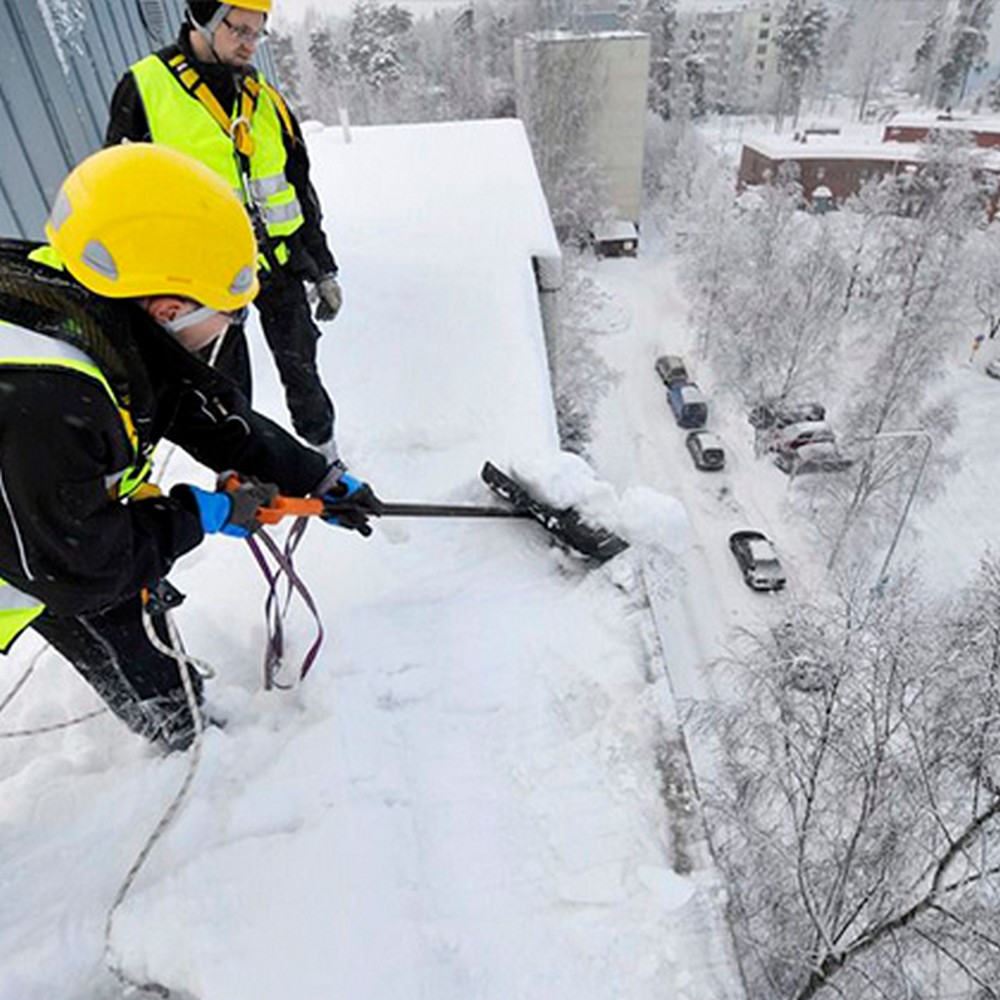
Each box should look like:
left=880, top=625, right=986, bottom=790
left=759, top=28, right=769, bottom=40
left=757, top=44, right=767, bottom=55
left=756, top=61, right=765, bottom=72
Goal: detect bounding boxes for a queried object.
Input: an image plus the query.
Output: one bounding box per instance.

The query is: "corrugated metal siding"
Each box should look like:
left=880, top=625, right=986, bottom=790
left=0, top=0, right=276, bottom=239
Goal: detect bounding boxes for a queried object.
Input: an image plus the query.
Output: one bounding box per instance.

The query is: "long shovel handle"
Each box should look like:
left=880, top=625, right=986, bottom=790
left=254, top=496, right=529, bottom=525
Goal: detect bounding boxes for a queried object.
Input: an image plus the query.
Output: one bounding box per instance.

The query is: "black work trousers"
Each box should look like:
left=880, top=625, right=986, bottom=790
left=33, top=594, right=202, bottom=751
left=210, top=265, right=335, bottom=447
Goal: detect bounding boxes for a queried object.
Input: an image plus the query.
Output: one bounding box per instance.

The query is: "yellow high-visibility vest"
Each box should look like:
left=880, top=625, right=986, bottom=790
left=131, top=53, right=304, bottom=266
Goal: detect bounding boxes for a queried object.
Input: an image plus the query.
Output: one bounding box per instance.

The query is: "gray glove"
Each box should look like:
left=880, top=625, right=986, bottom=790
left=314, top=273, right=343, bottom=322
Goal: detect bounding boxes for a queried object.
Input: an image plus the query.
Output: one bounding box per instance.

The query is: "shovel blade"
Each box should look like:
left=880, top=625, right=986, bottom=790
left=481, top=462, right=629, bottom=563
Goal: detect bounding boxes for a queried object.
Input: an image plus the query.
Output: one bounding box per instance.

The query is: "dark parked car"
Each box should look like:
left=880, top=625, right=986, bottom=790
left=667, top=382, right=708, bottom=428
left=655, top=354, right=690, bottom=386
left=748, top=400, right=826, bottom=430
left=685, top=430, right=725, bottom=470
left=728, top=530, right=787, bottom=591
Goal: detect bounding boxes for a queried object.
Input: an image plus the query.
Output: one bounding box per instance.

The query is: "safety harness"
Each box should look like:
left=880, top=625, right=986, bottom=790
left=132, top=49, right=302, bottom=273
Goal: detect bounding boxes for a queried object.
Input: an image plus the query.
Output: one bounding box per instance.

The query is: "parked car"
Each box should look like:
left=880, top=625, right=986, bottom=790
left=655, top=354, right=690, bottom=387
left=986, top=358, right=1000, bottom=380
left=766, top=420, right=835, bottom=453
left=685, top=430, right=725, bottom=470
left=773, top=441, right=852, bottom=475
left=748, top=400, right=826, bottom=430
left=728, top=530, right=787, bottom=591
left=667, top=382, right=708, bottom=428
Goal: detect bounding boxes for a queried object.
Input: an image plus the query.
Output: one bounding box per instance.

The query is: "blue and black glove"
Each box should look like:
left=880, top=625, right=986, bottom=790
left=315, top=464, right=383, bottom=537
left=182, top=480, right=279, bottom=539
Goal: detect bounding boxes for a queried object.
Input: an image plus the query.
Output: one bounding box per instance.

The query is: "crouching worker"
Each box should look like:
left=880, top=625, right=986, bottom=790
left=0, top=144, right=381, bottom=752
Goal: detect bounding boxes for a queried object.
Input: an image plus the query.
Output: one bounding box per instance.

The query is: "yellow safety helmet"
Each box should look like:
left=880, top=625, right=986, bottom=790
left=234, top=0, right=271, bottom=10
left=45, top=144, right=258, bottom=312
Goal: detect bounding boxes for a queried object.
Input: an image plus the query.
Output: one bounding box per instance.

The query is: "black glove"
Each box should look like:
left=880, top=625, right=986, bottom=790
left=314, top=273, right=343, bottom=322
left=317, top=466, right=383, bottom=537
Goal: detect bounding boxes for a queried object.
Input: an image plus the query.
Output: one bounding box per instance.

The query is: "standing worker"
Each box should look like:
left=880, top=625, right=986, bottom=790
left=0, top=144, right=380, bottom=751
left=106, top=0, right=346, bottom=464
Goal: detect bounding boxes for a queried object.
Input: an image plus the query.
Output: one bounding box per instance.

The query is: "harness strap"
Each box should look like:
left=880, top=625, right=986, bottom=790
left=163, top=51, right=260, bottom=156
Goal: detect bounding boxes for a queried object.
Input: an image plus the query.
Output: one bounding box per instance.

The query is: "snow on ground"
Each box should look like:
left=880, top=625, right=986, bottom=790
left=0, top=121, right=740, bottom=1000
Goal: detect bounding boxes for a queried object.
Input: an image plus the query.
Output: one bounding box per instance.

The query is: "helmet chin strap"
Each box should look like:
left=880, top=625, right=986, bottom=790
left=192, top=3, right=232, bottom=61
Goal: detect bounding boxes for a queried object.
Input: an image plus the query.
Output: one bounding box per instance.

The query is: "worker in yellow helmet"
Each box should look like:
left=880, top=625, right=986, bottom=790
left=106, top=0, right=347, bottom=466
left=0, top=145, right=380, bottom=752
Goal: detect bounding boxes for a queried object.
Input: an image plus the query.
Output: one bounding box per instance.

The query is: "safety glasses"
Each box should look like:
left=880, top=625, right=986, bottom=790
left=164, top=303, right=248, bottom=335
left=222, top=16, right=269, bottom=44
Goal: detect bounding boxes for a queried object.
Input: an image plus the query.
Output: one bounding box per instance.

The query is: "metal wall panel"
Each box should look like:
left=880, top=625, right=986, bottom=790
left=0, top=0, right=265, bottom=240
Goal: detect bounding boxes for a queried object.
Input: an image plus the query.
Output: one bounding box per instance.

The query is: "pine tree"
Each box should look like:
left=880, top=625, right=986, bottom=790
left=270, top=29, right=304, bottom=111
left=935, top=0, right=994, bottom=107
left=682, top=28, right=706, bottom=119
left=643, top=0, right=677, bottom=119
left=775, top=0, right=829, bottom=129
left=347, top=0, right=413, bottom=92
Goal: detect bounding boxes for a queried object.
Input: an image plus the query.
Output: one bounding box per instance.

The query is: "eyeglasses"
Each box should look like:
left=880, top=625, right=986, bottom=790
left=222, top=16, right=269, bottom=44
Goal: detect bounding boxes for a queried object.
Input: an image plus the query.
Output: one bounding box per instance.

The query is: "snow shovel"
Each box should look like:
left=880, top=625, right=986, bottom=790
left=242, top=462, right=629, bottom=563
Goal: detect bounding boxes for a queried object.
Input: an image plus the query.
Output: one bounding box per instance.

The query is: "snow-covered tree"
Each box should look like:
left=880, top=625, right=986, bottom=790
left=775, top=0, right=830, bottom=130
left=551, top=258, right=622, bottom=453
left=936, top=0, right=994, bottom=107
left=687, top=174, right=846, bottom=407
left=517, top=36, right=610, bottom=243
left=643, top=0, right=677, bottom=119
left=347, top=0, right=413, bottom=94
left=700, top=570, right=1000, bottom=1000
left=681, top=29, right=707, bottom=119
left=270, top=29, right=307, bottom=115
left=821, top=140, right=980, bottom=568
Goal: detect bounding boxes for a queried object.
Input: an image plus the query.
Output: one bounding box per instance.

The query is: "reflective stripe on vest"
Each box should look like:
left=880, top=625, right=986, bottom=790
left=0, top=581, right=44, bottom=653
left=0, top=323, right=151, bottom=649
left=131, top=55, right=305, bottom=243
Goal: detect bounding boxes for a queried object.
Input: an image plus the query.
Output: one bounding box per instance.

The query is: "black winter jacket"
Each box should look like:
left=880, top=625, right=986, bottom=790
left=0, top=243, right=328, bottom=620
left=105, top=25, right=337, bottom=279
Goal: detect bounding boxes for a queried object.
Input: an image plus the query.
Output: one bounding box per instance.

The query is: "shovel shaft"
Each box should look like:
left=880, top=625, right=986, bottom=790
left=253, top=496, right=528, bottom=525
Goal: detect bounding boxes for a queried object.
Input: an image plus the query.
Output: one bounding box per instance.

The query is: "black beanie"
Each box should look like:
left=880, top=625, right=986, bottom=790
left=187, top=2, right=224, bottom=28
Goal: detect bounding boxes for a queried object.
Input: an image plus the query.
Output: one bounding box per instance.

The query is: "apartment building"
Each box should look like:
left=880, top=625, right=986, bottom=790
left=689, top=3, right=781, bottom=113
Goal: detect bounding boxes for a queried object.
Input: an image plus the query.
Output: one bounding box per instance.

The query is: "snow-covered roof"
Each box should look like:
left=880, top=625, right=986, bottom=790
left=524, top=29, right=650, bottom=43
left=593, top=219, right=639, bottom=241
left=886, top=113, right=1000, bottom=134
left=744, top=136, right=923, bottom=162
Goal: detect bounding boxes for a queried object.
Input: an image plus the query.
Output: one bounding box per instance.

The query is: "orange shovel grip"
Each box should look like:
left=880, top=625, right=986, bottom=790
left=256, top=496, right=325, bottom=524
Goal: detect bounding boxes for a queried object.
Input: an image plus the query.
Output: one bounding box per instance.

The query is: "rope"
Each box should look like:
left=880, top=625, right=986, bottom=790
left=0, top=645, right=109, bottom=738
left=102, top=608, right=206, bottom=1000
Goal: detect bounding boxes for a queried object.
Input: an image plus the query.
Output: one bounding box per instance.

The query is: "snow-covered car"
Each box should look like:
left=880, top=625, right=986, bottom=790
left=766, top=420, right=835, bottom=454
left=654, top=354, right=689, bottom=386
left=685, top=430, right=725, bottom=470
left=667, top=382, right=708, bottom=428
left=986, top=358, right=1000, bottom=380
left=729, top=530, right=787, bottom=591
left=773, top=441, right=852, bottom=475
left=748, top=401, right=826, bottom=430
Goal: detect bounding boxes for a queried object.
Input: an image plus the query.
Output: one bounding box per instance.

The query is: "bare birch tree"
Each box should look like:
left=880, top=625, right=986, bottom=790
left=698, top=567, right=1000, bottom=1000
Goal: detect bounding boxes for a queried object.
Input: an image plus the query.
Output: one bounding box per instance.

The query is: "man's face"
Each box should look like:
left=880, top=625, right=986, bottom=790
left=213, top=7, right=266, bottom=68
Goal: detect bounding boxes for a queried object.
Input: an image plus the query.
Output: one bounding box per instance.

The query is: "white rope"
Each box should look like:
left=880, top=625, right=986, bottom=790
left=0, top=645, right=108, bottom=738
left=103, top=609, right=206, bottom=1000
